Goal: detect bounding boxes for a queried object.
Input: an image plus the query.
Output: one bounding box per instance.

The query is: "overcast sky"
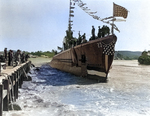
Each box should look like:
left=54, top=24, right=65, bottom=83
left=0, top=0, right=150, bottom=52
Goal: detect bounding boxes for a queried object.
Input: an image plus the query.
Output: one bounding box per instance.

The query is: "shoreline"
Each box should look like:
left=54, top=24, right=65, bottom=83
left=29, top=57, right=52, bottom=67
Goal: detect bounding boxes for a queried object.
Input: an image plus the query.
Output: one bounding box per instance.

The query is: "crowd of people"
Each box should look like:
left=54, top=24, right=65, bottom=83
left=3, top=48, right=29, bottom=67
left=63, top=25, right=110, bottom=50
left=90, top=25, right=110, bottom=41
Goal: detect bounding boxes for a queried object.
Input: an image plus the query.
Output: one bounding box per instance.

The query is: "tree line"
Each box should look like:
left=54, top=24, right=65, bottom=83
left=114, top=52, right=139, bottom=60
left=29, top=50, right=56, bottom=58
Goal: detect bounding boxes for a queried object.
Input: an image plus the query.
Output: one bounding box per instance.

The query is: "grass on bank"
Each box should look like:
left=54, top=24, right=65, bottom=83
left=29, top=51, right=55, bottom=58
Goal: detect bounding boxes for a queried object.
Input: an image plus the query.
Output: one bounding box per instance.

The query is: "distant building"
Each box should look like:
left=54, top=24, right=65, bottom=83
left=41, top=55, right=48, bottom=58
left=29, top=54, right=37, bottom=58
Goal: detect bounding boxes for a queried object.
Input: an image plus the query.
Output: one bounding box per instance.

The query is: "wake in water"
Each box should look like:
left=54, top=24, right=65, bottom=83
left=4, top=64, right=150, bottom=116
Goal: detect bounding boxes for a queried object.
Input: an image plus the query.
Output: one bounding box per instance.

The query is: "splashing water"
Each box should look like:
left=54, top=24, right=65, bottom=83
left=3, top=61, right=150, bottom=116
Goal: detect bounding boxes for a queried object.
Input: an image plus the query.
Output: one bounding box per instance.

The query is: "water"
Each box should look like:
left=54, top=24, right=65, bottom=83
left=3, top=60, right=150, bottom=116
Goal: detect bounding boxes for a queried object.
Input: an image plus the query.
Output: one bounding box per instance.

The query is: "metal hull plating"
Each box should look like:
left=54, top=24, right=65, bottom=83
left=50, top=35, right=117, bottom=81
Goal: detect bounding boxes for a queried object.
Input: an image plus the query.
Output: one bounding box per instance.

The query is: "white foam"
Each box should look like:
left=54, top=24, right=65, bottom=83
left=3, top=63, right=150, bottom=116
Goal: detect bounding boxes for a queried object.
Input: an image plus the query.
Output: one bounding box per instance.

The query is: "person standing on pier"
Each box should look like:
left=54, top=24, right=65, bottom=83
left=4, top=48, right=7, bottom=61
left=8, top=50, right=13, bottom=66
left=91, top=26, right=95, bottom=40
left=21, top=51, right=25, bottom=63
left=15, top=49, right=21, bottom=66
left=25, top=53, right=29, bottom=61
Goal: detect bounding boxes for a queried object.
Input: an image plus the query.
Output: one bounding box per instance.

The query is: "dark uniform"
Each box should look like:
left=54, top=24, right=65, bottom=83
left=4, top=48, right=7, bottom=61
left=21, top=52, right=25, bottom=63
left=91, top=26, right=95, bottom=40
left=8, top=50, right=13, bottom=66
left=77, top=31, right=82, bottom=45
left=98, top=26, right=102, bottom=38
left=15, top=50, right=21, bottom=66
left=81, top=33, right=87, bottom=43
left=25, top=53, right=29, bottom=61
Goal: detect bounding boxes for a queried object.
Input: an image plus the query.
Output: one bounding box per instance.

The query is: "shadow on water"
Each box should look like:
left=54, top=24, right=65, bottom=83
left=32, top=64, right=99, bottom=86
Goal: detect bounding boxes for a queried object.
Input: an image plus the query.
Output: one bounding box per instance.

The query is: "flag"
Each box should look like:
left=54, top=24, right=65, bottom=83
left=70, top=14, right=74, bottom=17
left=113, top=3, right=128, bottom=18
left=70, top=10, right=74, bottom=13
left=98, top=41, right=116, bottom=55
left=102, top=41, right=116, bottom=55
left=73, top=0, right=79, bottom=2
left=69, top=20, right=73, bottom=23
left=70, top=6, right=75, bottom=9
left=70, top=2, right=75, bottom=6
left=88, top=11, right=97, bottom=14
left=79, top=3, right=86, bottom=7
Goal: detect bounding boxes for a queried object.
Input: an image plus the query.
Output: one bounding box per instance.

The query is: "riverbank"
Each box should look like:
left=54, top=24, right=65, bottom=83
left=29, top=57, right=52, bottom=67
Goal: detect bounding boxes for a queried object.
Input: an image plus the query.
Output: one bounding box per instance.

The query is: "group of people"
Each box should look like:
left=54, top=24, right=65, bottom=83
left=90, top=25, right=110, bottom=40
left=63, top=30, right=88, bottom=50
left=76, top=32, right=87, bottom=45
left=63, top=25, right=110, bottom=50
left=4, top=48, right=29, bottom=66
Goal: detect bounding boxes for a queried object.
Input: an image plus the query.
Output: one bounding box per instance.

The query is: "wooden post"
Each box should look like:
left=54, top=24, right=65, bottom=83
left=0, top=63, right=1, bottom=76
left=9, top=75, right=14, bottom=102
left=0, top=84, right=3, bottom=116
left=27, top=62, right=31, bottom=73
left=19, top=75, right=23, bottom=88
left=13, top=73, right=17, bottom=102
left=20, top=67, right=24, bottom=86
left=2, top=79, right=9, bottom=111
left=18, top=68, right=21, bottom=88
left=15, top=71, right=19, bottom=99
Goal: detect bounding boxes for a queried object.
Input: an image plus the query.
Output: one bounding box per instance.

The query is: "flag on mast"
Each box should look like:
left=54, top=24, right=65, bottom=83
left=113, top=3, right=128, bottom=19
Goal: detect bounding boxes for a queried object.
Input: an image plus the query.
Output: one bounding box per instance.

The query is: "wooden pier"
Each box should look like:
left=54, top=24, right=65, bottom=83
left=0, top=61, right=31, bottom=116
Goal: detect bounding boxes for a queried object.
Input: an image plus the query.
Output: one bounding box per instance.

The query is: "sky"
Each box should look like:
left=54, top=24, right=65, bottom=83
left=0, top=0, right=150, bottom=52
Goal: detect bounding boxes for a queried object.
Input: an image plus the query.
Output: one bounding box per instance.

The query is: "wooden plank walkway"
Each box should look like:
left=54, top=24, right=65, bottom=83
left=0, top=61, right=31, bottom=116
